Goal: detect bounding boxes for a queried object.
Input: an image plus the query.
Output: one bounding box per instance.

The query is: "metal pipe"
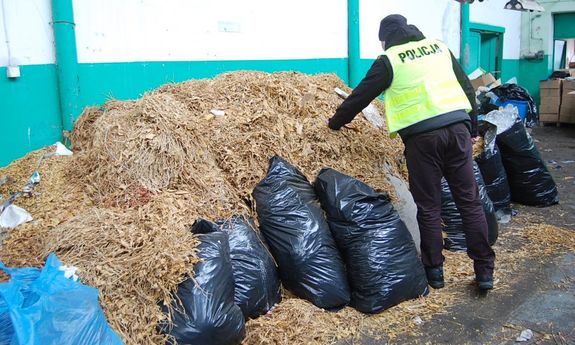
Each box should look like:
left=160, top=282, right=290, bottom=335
left=52, top=0, right=80, bottom=132
left=347, top=0, right=361, bottom=87
left=460, top=2, right=471, bottom=73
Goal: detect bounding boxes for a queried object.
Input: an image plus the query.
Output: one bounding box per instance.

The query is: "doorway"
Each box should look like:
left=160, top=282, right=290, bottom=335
left=468, top=23, right=505, bottom=80
left=553, top=12, right=575, bottom=71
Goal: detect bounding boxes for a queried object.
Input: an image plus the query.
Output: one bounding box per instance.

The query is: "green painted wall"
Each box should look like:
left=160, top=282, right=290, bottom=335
left=77, top=58, right=348, bottom=108
left=357, top=58, right=376, bottom=81
left=501, top=59, right=520, bottom=84
left=554, top=12, right=575, bottom=40
left=0, top=64, right=63, bottom=167
left=517, top=55, right=550, bottom=106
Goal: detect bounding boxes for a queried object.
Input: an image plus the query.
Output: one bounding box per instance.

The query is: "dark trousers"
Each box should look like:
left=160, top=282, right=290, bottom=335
left=404, top=122, right=495, bottom=276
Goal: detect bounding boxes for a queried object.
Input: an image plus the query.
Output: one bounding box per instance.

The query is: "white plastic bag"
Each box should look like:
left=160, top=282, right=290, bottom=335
left=0, top=204, right=33, bottom=229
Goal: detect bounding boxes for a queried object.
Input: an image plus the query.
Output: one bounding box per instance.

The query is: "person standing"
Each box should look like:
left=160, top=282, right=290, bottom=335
left=327, top=14, right=495, bottom=290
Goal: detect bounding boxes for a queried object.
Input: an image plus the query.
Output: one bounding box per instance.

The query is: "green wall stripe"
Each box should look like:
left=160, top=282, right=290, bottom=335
left=501, top=59, right=520, bottom=84
left=77, top=58, right=348, bottom=108
left=1, top=56, right=535, bottom=168
left=2, top=57, right=537, bottom=168
left=0, top=65, right=63, bottom=167
left=1, top=58, right=347, bottom=166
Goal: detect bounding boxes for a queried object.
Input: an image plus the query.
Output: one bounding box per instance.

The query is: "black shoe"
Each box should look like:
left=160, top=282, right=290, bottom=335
left=425, top=266, right=445, bottom=289
left=476, top=274, right=494, bottom=290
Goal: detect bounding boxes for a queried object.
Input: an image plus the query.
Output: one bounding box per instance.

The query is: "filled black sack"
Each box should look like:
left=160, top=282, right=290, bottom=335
left=490, top=83, right=538, bottom=128
left=441, top=163, right=499, bottom=252
left=314, top=168, right=428, bottom=314
left=253, top=156, right=350, bottom=310
left=158, top=219, right=245, bottom=345
left=475, top=143, right=511, bottom=214
left=216, top=216, right=282, bottom=319
left=496, top=121, right=558, bottom=207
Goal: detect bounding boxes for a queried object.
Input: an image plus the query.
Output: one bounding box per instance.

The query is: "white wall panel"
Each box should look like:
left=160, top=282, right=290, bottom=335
left=73, top=0, right=348, bottom=63
left=469, top=0, right=521, bottom=59
left=0, top=0, right=54, bottom=67
left=360, top=0, right=461, bottom=59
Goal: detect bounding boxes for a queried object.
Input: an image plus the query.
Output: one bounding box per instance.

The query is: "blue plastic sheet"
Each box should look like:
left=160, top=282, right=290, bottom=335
left=0, top=254, right=123, bottom=345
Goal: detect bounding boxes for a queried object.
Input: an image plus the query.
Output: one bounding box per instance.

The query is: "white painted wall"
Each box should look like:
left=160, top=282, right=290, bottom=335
left=360, top=0, right=461, bottom=59
left=523, top=0, right=575, bottom=70
left=0, top=0, right=54, bottom=67
left=1, top=0, right=552, bottom=69
left=469, top=0, right=522, bottom=59
left=73, top=0, right=348, bottom=63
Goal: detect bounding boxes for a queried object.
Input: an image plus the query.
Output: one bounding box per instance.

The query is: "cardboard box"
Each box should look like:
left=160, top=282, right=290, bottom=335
left=539, top=97, right=561, bottom=114
left=540, top=79, right=562, bottom=89
left=539, top=79, right=562, bottom=98
left=559, top=80, right=575, bottom=123
left=539, top=79, right=562, bottom=115
left=563, top=79, right=575, bottom=91
left=539, top=113, right=559, bottom=123
left=470, top=73, right=498, bottom=90
left=541, top=88, right=562, bottom=98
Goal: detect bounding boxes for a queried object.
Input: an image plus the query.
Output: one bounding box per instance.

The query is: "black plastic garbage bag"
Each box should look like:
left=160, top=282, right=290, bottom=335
left=158, top=219, right=245, bottom=345
left=216, top=216, right=282, bottom=319
left=477, top=90, right=500, bottom=116
left=490, top=83, right=538, bottom=128
left=253, top=156, right=350, bottom=310
left=475, top=143, right=511, bottom=213
left=496, top=121, right=559, bottom=207
left=441, top=163, right=499, bottom=251
left=314, top=168, right=428, bottom=314
left=475, top=120, right=512, bottom=216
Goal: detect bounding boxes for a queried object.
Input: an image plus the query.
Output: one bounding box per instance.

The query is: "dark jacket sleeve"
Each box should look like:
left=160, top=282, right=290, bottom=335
left=328, top=56, right=392, bottom=130
left=450, top=51, right=479, bottom=137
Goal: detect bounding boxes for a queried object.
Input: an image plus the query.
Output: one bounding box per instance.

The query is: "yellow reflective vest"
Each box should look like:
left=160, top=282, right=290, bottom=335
left=383, top=38, right=472, bottom=136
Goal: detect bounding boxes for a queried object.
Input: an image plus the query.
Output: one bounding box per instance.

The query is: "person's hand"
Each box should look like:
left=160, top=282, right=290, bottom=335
left=325, top=118, right=340, bottom=131
left=471, top=136, right=481, bottom=144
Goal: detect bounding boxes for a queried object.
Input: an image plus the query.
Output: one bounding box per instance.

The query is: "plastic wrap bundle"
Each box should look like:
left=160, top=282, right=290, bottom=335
left=253, top=156, right=350, bottom=310
left=158, top=219, right=245, bottom=345
left=314, top=168, right=428, bottom=314
left=0, top=254, right=122, bottom=345
left=216, top=216, right=282, bottom=319
left=441, top=163, right=499, bottom=251
left=490, top=83, right=538, bottom=128
left=496, top=121, right=558, bottom=207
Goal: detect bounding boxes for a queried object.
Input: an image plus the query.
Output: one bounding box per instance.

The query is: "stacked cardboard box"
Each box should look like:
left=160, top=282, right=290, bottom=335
left=539, top=79, right=562, bottom=124
left=470, top=72, right=501, bottom=91
left=559, top=79, right=575, bottom=124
